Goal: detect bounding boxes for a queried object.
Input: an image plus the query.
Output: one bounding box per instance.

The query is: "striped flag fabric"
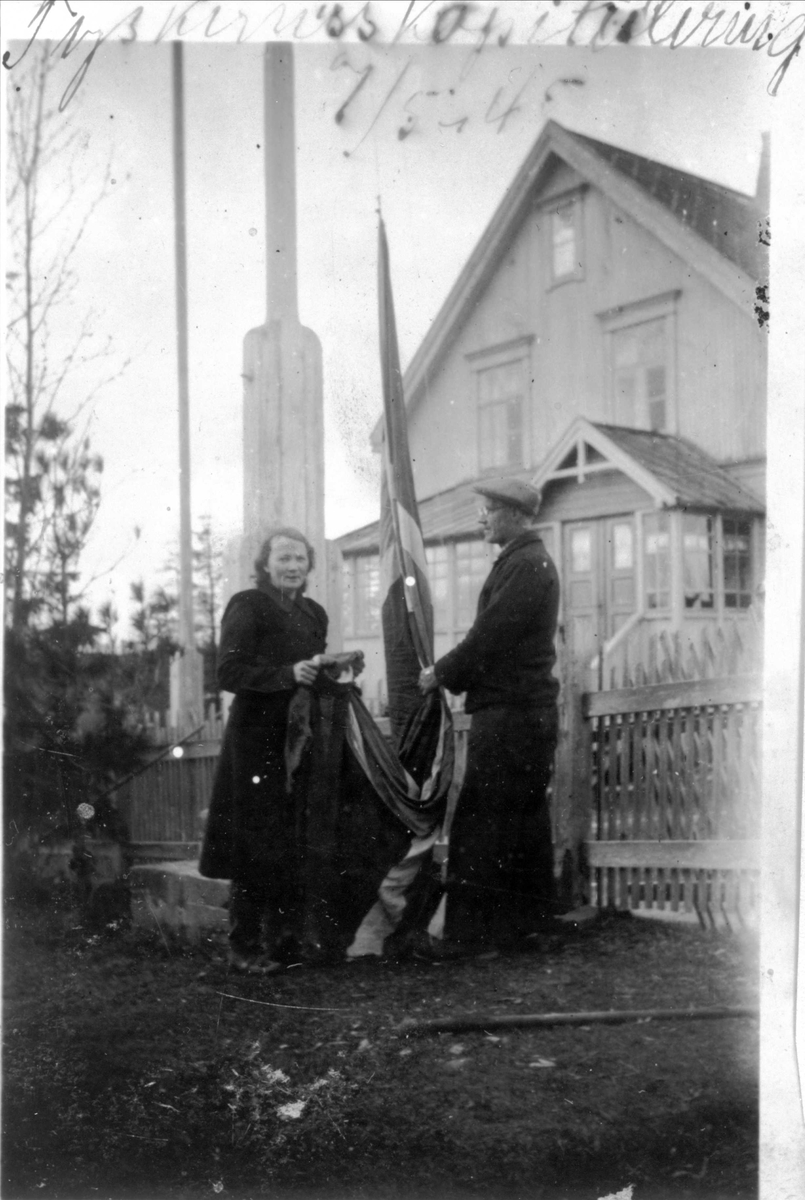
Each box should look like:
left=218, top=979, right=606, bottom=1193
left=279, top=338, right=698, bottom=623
left=377, top=214, right=434, bottom=741
left=376, top=214, right=453, bottom=828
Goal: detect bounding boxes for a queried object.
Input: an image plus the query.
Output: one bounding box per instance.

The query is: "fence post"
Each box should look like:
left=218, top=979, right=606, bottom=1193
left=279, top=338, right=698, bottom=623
left=554, top=687, right=592, bottom=911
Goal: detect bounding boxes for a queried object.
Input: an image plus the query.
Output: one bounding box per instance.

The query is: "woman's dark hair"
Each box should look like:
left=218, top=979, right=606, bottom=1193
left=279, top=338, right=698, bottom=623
left=253, top=526, right=315, bottom=588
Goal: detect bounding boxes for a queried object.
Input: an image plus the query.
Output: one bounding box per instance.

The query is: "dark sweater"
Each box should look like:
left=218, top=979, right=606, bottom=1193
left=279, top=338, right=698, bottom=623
left=217, top=582, right=328, bottom=700
left=434, top=531, right=560, bottom=712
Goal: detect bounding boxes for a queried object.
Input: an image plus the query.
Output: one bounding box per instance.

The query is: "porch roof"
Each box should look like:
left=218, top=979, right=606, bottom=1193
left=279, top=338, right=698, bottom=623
left=335, top=423, right=763, bottom=557
left=592, top=425, right=766, bottom=514
left=336, top=477, right=499, bottom=555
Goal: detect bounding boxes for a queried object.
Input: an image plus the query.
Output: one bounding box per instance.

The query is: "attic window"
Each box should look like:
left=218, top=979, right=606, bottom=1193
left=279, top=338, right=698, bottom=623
left=550, top=197, right=583, bottom=283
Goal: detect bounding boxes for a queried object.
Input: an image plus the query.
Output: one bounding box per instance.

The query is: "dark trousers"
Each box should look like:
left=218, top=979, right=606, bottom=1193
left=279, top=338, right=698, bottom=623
left=444, top=704, right=558, bottom=946
left=229, top=882, right=301, bottom=957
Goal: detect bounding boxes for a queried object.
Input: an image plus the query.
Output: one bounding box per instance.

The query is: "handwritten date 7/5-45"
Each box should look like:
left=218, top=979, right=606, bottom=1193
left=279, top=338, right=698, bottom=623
left=331, top=46, right=547, bottom=157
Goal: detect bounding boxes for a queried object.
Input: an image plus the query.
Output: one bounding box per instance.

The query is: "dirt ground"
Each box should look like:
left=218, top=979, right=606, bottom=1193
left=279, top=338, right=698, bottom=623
left=3, top=901, right=758, bottom=1200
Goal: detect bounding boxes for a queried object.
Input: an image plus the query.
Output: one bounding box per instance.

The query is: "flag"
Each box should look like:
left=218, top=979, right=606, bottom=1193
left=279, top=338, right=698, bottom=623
left=376, top=213, right=453, bottom=845
left=377, top=214, right=434, bottom=742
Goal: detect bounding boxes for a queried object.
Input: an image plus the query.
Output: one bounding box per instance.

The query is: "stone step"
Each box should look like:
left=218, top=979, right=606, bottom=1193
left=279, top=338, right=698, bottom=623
left=130, top=860, right=229, bottom=942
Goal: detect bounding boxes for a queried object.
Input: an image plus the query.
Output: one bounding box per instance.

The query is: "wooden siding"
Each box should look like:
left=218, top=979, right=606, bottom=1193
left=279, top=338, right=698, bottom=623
left=405, top=178, right=765, bottom=502
left=539, top=472, right=653, bottom=524
left=723, top=459, right=766, bottom=506
left=675, top=275, right=767, bottom=460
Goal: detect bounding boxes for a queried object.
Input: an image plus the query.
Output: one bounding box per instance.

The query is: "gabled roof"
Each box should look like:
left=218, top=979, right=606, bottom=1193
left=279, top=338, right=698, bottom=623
left=594, top=424, right=764, bottom=512
left=569, top=130, right=766, bottom=280
left=533, top=418, right=765, bottom=514
left=390, top=120, right=766, bottom=435
left=338, top=419, right=764, bottom=555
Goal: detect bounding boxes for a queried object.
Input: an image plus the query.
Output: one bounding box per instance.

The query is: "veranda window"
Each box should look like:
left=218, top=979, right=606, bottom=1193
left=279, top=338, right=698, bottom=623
left=683, top=515, right=715, bottom=609
left=638, top=512, right=755, bottom=616
left=342, top=554, right=381, bottom=637
left=722, top=518, right=753, bottom=609
left=425, top=544, right=450, bottom=632
left=422, top=539, right=495, bottom=642
left=455, top=541, right=489, bottom=629
left=643, top=512, right=671, bottom=610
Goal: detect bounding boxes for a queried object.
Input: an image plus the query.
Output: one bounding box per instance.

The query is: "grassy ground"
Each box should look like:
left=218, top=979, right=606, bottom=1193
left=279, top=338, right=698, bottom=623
left=3, top=901, right=758, bottom=1200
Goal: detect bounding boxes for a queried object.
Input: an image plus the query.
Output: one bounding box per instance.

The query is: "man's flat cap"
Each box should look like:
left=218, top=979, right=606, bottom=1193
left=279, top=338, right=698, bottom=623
left=473, top=477, right=542, bottom=516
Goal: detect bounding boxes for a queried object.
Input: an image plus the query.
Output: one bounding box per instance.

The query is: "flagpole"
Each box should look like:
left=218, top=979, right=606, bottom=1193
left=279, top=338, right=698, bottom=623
left=171, top=41, right=202, bottom=730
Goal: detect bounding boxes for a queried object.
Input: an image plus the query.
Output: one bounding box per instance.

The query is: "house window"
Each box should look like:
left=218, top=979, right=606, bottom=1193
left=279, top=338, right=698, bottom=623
left=478, top=360, right=524, bottom=471
left=342, top=554, right=381, bottom=636
left=455, top=540, right=488, bottom=629
left=643, top=511, right=671, bottom=610
left=722, top=518, right=753, bottom=609
left=570, top=527, right=592, bottom=574
left=426, top=544, right=450, bottom=632
left=612, top=318, right=668, bottom=432
left=551, top=199, right=581, bottom=280
left=422, top=539, right=494, bottom=641
left=683, top=515, right=715, bottom=610
left=612, top=522, right=634, bottom=572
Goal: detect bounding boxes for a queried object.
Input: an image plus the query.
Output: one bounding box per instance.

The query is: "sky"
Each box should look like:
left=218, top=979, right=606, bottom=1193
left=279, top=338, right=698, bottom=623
left=2, top=3, right=782, bottom=634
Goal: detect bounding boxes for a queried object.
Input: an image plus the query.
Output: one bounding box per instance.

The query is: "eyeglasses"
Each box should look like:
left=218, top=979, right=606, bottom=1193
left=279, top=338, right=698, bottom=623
left=478, top=505, right=502, bottom=519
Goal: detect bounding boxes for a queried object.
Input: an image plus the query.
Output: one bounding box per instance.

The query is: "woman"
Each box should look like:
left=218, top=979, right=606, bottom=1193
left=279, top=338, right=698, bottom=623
left=199, top=526, right=383, bottom=973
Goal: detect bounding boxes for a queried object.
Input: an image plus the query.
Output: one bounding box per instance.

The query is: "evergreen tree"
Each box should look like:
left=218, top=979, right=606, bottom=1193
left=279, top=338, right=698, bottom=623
left=4, top=46, right=125, bottom=631
left=193, top=516, right=224, bottom=708
left=3, top=47, right=142, bottom=851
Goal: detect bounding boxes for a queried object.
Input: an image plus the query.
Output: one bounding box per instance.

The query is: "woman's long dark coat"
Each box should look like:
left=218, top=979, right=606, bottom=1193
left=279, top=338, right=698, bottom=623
left=199, top=581, right=409, bottom=948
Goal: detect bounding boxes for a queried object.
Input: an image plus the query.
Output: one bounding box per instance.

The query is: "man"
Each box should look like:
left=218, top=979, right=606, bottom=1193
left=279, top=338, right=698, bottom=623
left=419, top=477, right=560, bottom=950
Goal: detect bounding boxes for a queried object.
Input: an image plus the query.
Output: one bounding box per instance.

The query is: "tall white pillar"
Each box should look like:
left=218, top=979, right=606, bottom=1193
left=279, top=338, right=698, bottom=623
left=239, top=44, right=327, bottom=607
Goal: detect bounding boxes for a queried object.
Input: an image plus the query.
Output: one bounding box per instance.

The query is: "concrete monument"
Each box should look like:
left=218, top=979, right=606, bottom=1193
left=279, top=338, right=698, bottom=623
left=233, top=43, right=328, bottom=609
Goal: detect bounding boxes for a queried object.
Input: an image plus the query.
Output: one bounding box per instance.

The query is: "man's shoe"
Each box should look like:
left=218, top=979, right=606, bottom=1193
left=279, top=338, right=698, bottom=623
left=298, top=940, right=343, bottom=967
left=228, top=949, right=282, bottom=975
left=410, top=934, right=475, bottom=961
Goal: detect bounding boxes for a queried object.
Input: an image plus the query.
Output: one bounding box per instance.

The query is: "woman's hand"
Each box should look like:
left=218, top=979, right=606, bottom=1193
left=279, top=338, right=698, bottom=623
left=348, top=650, right=365, bottom=678
left=293, top=659, right=320, bottom=686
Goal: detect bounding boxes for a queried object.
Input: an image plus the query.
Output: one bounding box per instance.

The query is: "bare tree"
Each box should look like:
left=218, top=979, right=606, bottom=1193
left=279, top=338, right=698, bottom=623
left=5, top=45, right=126, bottom=630
left=193, top=515, right=224, bottom=709
left=147, top=518, right=224, bottom=707
left=193, top=516, right=224, bottom=653
left=158, top=518, right=224, bottom=652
